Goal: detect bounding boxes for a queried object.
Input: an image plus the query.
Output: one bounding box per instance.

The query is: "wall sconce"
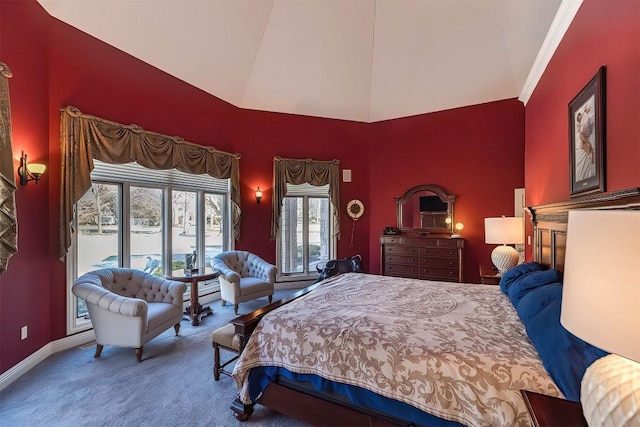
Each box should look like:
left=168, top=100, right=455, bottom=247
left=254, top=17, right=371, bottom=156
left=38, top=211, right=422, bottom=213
left=255, top=187, right=263, bottom=204
left=18, top=151, right=46, bottom=186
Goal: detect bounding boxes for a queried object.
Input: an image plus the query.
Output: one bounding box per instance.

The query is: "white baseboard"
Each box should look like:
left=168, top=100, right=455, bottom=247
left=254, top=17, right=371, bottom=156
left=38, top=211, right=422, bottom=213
left=0, top=330, right=95, bottom=392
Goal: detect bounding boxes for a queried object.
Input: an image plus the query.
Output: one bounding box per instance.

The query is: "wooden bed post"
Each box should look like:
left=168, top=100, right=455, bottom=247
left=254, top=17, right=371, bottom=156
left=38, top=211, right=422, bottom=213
left=231, top=398, right=254, bottom=421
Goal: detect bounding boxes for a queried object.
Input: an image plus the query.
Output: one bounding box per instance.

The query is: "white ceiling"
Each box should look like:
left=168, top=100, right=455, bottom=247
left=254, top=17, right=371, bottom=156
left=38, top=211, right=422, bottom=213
left=37, top=0, right=574, bottom=123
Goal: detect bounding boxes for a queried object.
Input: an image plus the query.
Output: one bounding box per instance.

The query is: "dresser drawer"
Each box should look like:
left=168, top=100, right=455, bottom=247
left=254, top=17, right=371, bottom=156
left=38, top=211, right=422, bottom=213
left=384, top=254, right=419, bottom=265
left=435, top=238, right=463, bottom=249
left=380, top=234, right=464, bottom=283
left=419, top=247, right=459, bottom=259
left=384, top=263, right=419, bottom=278
left=384, top=245, right=419, bottom=256
left=420, top=267, right=459, bottom=281
left=380, top=236, right=412, bottom=245
left=420, top=257, right=459, bottom=269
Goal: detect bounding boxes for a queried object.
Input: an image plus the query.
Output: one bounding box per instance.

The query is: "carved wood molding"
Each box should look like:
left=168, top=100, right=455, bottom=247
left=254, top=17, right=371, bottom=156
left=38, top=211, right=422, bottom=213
left=526, top=187, right=640, bottom=224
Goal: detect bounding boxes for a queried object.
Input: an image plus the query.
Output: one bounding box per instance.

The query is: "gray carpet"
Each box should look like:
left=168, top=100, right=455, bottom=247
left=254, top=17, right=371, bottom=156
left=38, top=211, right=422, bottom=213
left=0, top=290, right=311, bottom=427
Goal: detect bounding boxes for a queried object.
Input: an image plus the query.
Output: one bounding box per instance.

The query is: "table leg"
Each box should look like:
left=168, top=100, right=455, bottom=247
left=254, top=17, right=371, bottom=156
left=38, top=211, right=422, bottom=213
left=183, top=278, right=213, bottom=326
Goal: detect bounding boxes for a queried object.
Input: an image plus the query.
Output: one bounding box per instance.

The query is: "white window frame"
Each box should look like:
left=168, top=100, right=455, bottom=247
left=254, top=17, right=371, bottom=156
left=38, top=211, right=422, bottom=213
left=276, top=183, right=335, bottom=282
left=66, top=161, right=233, bottom=334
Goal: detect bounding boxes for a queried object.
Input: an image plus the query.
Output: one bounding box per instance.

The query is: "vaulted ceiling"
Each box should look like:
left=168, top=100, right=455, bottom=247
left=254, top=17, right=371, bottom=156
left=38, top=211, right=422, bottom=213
left=38, top=0, right=570, bottom=123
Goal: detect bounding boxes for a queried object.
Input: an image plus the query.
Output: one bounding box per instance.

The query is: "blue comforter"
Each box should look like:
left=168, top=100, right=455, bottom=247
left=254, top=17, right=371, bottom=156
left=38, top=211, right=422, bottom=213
left=500, top=262, right=608, bottom=401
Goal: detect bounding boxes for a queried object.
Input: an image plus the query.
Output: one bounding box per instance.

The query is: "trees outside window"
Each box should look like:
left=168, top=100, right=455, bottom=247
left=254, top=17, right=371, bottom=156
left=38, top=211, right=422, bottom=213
left=68, top=161, right=231, bottom=333
left=277, top=184, right=333, bottom=281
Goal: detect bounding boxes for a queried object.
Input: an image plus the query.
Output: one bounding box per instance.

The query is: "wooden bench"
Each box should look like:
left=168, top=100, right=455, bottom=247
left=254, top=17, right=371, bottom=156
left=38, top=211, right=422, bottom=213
left=211, top=323, right=241, bottom=380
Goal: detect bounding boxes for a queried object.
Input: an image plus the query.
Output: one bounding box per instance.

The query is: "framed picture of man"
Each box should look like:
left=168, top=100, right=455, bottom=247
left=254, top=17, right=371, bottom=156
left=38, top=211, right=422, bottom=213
left=568, top=66, right=606, bottom=197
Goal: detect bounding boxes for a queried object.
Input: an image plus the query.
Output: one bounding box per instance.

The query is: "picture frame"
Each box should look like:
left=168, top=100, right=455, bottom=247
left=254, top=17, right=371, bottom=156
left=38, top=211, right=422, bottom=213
left=569, top=66, right=606, bottom=197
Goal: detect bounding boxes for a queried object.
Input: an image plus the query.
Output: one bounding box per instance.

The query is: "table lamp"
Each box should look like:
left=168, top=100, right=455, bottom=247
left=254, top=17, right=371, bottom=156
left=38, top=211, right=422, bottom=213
left=561, top=209, right=640, bottom=427
left=484, top=216, right=524, bottom=273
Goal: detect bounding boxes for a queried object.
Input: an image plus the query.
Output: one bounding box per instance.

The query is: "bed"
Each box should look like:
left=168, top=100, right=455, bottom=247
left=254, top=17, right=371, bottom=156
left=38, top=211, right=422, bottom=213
left=228, top=188, right=640, bottom=427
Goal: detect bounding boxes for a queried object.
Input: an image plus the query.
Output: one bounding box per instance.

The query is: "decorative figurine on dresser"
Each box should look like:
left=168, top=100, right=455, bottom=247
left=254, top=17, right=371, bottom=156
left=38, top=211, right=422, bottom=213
left=381, top=184, right=464, bottom=283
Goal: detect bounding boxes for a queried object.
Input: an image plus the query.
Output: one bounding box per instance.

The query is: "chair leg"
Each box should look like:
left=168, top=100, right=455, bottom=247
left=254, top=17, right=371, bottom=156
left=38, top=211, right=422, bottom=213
left=213, top=344, right=221, bottom=381
left=94, top=344, right=103, bottom=358
left=135, top=347, right=143, bottom=363
left=234, top=304, right=239, bottom=314
left=174, top=323, right=180, bottom=336
left=269, top=295, right=273, bottom=303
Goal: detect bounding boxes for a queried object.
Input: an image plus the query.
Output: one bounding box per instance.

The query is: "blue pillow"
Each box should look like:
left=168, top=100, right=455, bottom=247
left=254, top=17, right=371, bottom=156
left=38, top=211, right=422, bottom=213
left=507, top=269, right=562, bottom=308
left=499, top=262, right=546, bottom=294
left=524, top=297, right=608, bottom=401
left=516, top=282, right=562, bottom=323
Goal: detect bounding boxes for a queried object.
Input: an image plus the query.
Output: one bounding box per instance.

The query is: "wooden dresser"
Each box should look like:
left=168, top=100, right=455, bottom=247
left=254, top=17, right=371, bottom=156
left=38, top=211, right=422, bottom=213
left=380, top=234, right=464, bottom=282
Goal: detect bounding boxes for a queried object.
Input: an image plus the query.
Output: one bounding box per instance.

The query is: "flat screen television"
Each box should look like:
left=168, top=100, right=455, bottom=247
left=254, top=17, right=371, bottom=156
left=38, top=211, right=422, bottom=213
left=419, top=195, right=447, bottom=213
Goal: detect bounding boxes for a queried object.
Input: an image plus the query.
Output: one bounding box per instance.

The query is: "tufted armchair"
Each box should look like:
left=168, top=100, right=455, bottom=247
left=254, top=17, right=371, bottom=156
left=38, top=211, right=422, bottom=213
left=211, top=251, right=277, bottom=314
left=72, top=268, right=187, bottom=362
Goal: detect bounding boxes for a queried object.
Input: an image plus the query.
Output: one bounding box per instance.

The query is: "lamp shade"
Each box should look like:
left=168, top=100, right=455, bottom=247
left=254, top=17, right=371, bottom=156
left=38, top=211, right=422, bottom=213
left=484, top=217, right=524, bottom=244
left=561, top=209, right=640, bottom=362
left=27, top=163, right=46, bottom=176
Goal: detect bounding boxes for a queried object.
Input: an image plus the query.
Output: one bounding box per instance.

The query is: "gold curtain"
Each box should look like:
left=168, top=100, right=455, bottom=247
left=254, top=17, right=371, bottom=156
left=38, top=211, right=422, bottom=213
left=0, top=63, right=17, bottom=273
left=271, top=156, right=340, bottom=241
left=59, top=106, right=241, bottom=258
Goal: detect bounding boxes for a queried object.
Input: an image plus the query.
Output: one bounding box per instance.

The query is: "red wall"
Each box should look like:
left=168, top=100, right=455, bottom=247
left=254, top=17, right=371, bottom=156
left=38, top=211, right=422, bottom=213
left=368, top=100, right=525, bottom=281
left=524, top=0, right=639, bottom=260
left=0, top=0, right=52, bottom=374
left=525, top=0, right=640, bottom=205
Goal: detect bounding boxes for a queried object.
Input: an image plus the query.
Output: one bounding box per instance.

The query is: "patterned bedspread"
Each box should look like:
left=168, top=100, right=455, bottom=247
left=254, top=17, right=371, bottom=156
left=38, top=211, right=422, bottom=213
left=232, top=273, right=562, bottom=426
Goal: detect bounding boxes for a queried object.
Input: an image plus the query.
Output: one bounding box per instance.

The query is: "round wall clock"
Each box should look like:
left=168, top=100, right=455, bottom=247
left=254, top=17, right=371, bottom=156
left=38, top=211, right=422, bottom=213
left=347, top=199, right=364, bottom=220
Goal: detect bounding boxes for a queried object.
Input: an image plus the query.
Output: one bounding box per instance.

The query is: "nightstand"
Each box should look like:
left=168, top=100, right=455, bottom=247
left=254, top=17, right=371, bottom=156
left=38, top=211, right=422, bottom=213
left=521, top=390, right=587, bottom=427
left=479, top=264, right=501, bottom=285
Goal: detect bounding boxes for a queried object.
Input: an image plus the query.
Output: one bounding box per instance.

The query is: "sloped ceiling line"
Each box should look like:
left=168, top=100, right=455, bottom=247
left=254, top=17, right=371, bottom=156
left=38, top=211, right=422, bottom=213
left=37, top=0, right=565, bottom=123
left=240, top=0, right=276, bottom=107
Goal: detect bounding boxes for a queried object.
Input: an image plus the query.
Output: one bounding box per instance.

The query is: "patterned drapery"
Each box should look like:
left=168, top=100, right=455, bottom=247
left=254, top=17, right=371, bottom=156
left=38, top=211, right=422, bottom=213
left=271, top=156, right=340, bottom=241
left=59, top=106, right=241, bottom=258
left=0, top=63, right=17, bottom=273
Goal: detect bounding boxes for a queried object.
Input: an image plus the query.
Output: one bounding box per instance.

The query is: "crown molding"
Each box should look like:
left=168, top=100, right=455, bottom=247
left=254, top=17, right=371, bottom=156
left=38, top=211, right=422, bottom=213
left=519, top=0, right=584, bottom=105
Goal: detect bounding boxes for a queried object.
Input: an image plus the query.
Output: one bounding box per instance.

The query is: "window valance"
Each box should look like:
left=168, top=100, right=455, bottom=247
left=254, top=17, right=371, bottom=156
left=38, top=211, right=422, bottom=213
left=59, top=106, right=241, bottom=258
left=271, top=156, right=340, bottom=241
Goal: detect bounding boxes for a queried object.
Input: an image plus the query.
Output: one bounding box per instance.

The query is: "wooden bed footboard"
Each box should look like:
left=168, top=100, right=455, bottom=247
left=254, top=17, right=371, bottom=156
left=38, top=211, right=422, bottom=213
left=232, top=382, right=401, bottom=426
left=229, top=188, right=640, bottom=426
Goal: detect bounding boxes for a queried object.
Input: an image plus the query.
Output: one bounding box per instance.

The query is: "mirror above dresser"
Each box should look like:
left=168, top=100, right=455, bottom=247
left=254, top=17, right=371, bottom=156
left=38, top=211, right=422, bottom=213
left=382, top=184, right=464, bottom=282
left=395, top=184, right=455, bottom=234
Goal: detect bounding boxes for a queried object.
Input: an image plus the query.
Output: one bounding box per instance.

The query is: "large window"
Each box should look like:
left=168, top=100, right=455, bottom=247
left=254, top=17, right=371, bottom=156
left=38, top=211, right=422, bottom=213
left=67, top=161, right=232, bottom=333
left=277, top=183, right=334, bottom=281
